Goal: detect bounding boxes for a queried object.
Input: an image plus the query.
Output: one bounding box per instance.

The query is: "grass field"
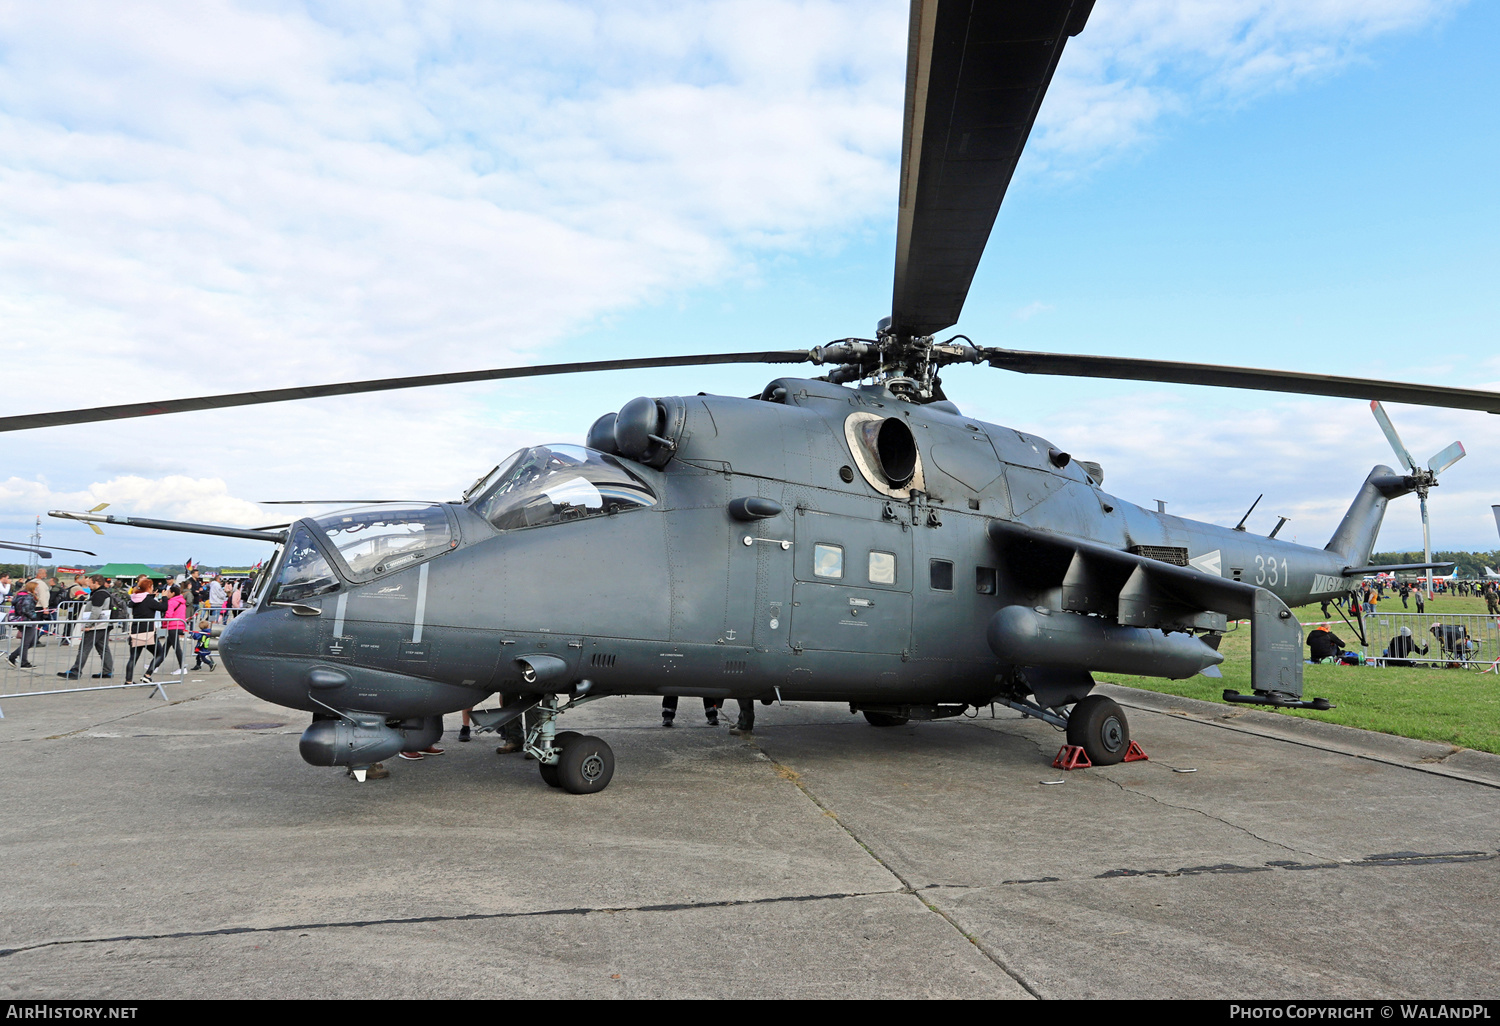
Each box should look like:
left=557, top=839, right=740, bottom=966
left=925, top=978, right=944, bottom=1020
left=1101, top=594, right=1500, bottom=755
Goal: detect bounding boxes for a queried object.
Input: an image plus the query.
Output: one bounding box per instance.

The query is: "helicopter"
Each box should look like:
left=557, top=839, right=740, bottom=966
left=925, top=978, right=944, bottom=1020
left=17, top=0, right=1496, bottom=794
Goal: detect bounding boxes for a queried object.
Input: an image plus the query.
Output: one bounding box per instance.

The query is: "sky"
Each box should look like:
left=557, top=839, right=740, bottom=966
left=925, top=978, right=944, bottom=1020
left=1, top=0, right=1497, bottom=568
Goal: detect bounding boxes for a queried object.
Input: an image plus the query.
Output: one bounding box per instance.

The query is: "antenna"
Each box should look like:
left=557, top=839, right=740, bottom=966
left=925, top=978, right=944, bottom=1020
left=1269, top=516, right=1290, bottom=539
left=1233, top=494, right=1264, bottom=532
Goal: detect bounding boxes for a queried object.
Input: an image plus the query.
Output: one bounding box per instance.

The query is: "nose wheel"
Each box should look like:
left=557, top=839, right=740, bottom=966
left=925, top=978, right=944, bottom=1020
left=519, top=694, right=616, bottom=794
left=538, top=733, right=614, bottom=793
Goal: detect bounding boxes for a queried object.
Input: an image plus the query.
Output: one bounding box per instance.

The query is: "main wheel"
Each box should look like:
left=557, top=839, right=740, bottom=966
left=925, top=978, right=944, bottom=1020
left=1066, top=695, right=1130, bottom=766
left=557, top=734, right=615, bottom=794
left=863, top=711, right=909, bottom=727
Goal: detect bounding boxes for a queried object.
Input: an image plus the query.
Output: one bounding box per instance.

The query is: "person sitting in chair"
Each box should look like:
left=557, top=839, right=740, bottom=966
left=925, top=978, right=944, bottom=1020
left=1383, top=626, right=1429, bottom=667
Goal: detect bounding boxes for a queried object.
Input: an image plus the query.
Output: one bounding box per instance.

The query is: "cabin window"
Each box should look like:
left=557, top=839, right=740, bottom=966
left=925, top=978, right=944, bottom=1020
left=868, top=551, right=896, bottom=585
left=976, top=566, right=997, bottom=595
left=814, top=544, right=844, bottom=580
left=930, top=559, right=953, bottom=591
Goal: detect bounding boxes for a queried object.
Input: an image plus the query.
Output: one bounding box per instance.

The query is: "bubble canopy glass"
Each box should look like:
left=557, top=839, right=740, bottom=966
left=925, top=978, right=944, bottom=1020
left=310, top=504, right=454, bottom=579
left=467, top=444, right=658, bottom=531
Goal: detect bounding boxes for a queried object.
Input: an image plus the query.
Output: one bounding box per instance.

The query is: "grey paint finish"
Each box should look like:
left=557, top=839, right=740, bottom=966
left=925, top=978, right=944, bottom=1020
left=222, top=377, right=1405, bottom=735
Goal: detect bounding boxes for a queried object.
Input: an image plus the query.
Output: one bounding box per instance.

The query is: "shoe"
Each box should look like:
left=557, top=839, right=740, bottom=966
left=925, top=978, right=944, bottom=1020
left=397, top=750, right=424, bottom=761
left=61, top=639, right=71, bottom=646
left=91, top=673, right=113, bottom=679
left=729, top=725, right=753, bottom=736
left=173, top=668, right=185, bottom=675
left=495, top=740, right=522, bottom=755
left=57, top=670, right=81, bottom=679
left=19, top=662, right=35, bottom=668
left=706, top=717, right=719, bottom=727
left=141, top=675, right=153, bottom=684
left=419, top=745, right=444, bottom=756
left=662, top=718, right=674, bottom=728
left=458, top=725, right=471, bottom=742
left=8, top=654, right=18, bottom=666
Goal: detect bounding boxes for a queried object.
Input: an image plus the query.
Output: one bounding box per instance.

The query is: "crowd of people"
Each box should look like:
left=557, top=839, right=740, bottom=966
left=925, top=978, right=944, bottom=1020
left=4, top=567, right=254, bottom=680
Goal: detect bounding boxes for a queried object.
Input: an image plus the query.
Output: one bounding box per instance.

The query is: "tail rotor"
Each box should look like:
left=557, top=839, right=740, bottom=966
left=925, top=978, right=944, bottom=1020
left=1369, top=401, right=1465, bottom=597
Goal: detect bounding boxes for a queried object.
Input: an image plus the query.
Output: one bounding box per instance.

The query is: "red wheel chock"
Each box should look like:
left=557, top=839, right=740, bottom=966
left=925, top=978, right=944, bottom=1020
left=1053, top=745, right=1092, bottom=770
left=1123, top=741, right=1149, bottom=763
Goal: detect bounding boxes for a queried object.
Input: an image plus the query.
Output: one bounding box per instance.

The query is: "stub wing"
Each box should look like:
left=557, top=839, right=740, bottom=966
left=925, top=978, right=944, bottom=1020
left=986, top=519, right=1305, bottom=700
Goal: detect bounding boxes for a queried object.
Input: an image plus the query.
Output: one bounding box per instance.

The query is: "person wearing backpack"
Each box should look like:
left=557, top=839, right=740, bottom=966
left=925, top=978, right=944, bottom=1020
left=7, top=581, right=45, bottom=667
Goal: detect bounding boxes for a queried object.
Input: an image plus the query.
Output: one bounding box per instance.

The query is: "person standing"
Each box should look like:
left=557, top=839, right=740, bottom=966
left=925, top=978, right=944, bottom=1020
left=125, top=580, right=165, bottom=685
left=143, top=584, right=188, bottom=681
left=208, top=575, right=228, bottom=624
left=1415, top=589, right=1426, bottom=615
left=729, top=697, right=756, bottom=736
left=0, top=572, right=11, bottom=603
left=57, top=576, right=114, bottom=680
left=7, top=581, right=45, bottom=667
left=662, top=695, right=721, bottom=727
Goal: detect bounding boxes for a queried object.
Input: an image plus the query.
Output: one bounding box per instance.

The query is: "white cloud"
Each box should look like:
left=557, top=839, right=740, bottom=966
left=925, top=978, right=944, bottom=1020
left=1036, top=0, right=1466, bottom=166
left=0, top=0, right=1481, bottom=564
left=0, top=474, right=265, bottom=527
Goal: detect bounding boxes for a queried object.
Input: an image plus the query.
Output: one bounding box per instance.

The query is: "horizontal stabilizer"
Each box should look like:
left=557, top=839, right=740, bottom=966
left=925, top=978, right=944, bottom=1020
left=1344, top=562, right=1456, bottom=576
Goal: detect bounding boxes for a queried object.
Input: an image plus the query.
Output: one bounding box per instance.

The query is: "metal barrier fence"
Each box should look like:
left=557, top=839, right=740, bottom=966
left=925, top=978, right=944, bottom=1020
left=1301, top=611, right=1500, bottom=672
left=2, top=606, right=252, bottom=714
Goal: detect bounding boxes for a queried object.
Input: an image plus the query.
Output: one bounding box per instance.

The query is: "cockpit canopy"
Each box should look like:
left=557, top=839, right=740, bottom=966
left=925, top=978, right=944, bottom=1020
left=270, top=504, right=456, bottom=603
left=315, top=504, right=454, bottom=578
left=467, top=444, right=657, bottom=531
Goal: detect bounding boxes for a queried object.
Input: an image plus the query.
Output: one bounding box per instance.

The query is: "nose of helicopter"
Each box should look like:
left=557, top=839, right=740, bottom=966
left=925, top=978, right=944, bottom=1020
left=218, top=608, right=309, bottom=710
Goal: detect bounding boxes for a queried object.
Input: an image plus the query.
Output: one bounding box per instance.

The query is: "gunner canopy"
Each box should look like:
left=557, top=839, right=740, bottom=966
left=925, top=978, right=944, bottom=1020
left=468, top=444, right=657, bottom=531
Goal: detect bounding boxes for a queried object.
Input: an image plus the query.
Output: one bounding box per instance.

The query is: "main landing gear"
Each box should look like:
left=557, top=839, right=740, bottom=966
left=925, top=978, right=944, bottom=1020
left=1065, top=694, right=1131, bottom=766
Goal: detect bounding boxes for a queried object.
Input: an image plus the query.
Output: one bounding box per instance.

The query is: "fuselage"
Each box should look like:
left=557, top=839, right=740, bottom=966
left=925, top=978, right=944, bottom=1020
left=221, top=377, right=1378, bottom=719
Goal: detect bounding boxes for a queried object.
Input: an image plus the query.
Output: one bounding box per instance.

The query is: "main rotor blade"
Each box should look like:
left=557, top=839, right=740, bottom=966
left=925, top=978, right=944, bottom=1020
left=1427, top=441, right=1465, bottom=476
left=0, top=539, right=98, bottom=558
left=0, top=351, right=811, bottom=434
left=1370, top=401, right=1420, bottom=472
left=891, top=0, right=1095, bottom=338
left=978, top=348, right=1500, bottom=415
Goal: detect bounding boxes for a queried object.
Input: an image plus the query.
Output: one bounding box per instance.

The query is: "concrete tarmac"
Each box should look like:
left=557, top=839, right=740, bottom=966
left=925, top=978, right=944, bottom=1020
left=1, top=673, right=1497, bottom=999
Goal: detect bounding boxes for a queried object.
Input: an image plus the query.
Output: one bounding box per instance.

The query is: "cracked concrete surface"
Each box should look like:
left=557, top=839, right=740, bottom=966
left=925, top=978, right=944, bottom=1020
left=2, top=679, right=1497, bottom=998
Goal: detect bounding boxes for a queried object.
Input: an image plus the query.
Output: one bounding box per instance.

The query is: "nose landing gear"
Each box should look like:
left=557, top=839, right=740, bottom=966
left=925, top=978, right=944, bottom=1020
left=519, top=696, right=616, bottom=794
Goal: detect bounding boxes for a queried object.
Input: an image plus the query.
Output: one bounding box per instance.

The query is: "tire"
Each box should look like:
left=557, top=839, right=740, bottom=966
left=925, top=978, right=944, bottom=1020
left=539, top=761, right=562, bottom=787
left=1066, top=695, right=1130, bottom=766
left=557, top=734, right=615, bottom=794
left=863, top=711, right=909, bottom=727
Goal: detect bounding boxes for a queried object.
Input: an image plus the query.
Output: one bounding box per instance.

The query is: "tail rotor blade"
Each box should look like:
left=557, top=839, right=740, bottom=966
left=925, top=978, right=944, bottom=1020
left=1369, top=401, right=1419, bottom=473
left=1427, top=441, right=1466, bottom=476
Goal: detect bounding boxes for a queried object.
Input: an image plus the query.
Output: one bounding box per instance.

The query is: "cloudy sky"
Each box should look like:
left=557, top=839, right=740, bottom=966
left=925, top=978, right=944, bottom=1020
left=1, top=0, right=1496, bottom=568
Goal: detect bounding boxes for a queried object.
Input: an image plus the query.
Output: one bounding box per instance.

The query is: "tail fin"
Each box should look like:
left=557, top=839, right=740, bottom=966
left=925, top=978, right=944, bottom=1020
left=1325, top=465, right=1413, bottom=566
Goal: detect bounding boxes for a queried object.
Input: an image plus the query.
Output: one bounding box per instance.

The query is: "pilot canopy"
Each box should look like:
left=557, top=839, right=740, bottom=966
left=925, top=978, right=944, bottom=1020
left=467, top=444, right=657, bottom=532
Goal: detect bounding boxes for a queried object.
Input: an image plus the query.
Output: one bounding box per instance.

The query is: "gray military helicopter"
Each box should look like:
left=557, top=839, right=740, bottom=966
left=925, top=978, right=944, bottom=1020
left=20, top=0, right=1495, bottom=793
